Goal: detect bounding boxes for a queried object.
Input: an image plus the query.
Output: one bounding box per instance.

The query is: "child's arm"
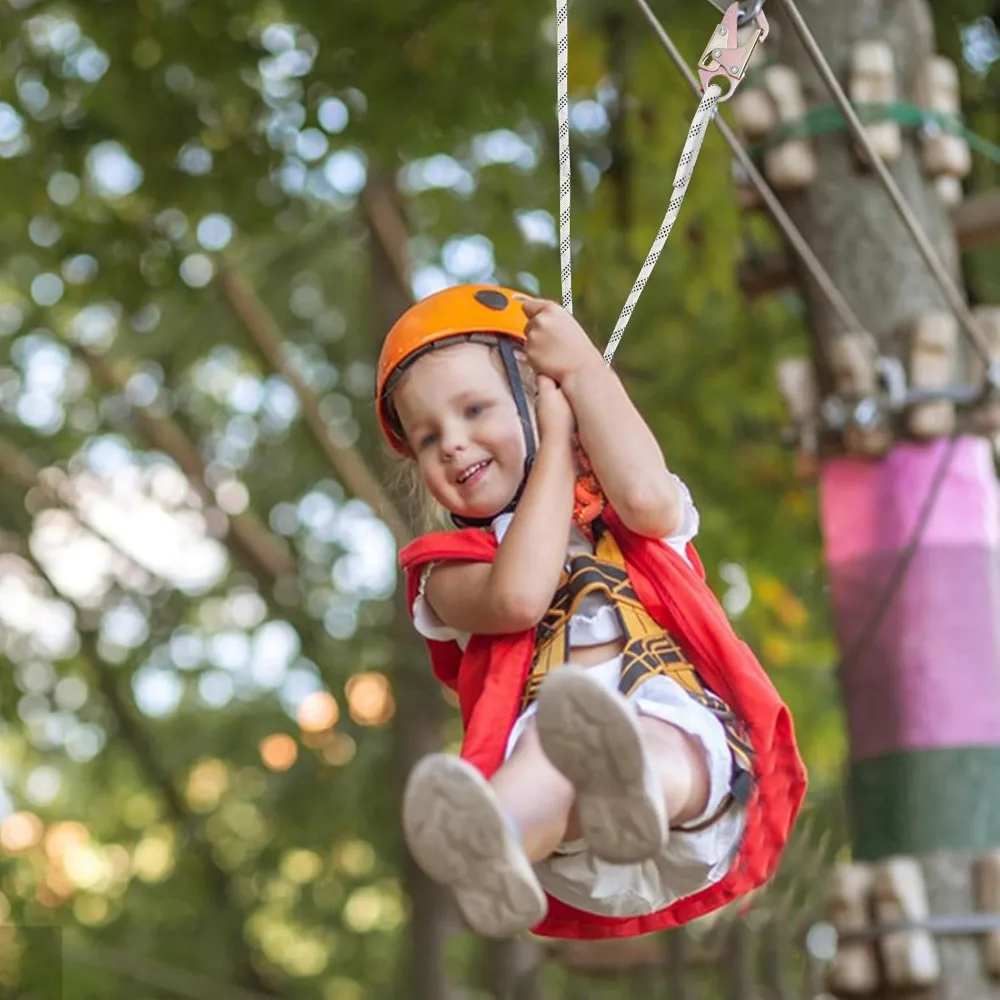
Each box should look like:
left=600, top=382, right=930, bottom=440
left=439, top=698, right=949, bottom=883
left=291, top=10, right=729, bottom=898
left=520, top=298, right=683, bottom=539
left=423, top=378, right=576, bottom=634
left=562, top=360, right=683, bottom=539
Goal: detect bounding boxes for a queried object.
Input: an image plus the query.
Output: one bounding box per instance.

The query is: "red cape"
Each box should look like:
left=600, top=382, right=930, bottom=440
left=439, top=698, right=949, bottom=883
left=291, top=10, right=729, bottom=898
left=399, top=507, right=807, bottom=940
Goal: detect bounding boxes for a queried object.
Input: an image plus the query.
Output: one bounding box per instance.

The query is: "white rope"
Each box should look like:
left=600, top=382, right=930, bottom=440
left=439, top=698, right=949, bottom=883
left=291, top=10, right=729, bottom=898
left=555, top=0, right=721, bottom=362
left=604, top=82, right=722, bottom=363
left=557, top=0, right=573, bottom=314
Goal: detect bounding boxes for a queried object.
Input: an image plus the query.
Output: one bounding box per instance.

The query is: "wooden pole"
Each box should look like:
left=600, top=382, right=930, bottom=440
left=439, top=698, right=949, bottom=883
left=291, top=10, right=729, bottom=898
left=737, top=188, right=1000, bottom=300
left=765, top=2, right=1000, bottom=998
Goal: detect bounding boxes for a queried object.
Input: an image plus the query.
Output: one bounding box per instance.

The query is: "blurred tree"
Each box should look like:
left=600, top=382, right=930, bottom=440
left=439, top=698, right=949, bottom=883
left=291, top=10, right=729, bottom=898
left=0, top=0, right=992, bottom=996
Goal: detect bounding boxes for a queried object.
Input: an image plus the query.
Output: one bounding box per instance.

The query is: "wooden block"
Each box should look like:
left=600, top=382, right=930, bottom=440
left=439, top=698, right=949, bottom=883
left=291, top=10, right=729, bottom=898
left=934, top=174, right=964, bottom=206
left=872, top=857, right=941, bottom=989
left=775, top=356, right=818, bottom=425
left=849, top=41, right=902, bottom=163
left=731, top=87, right=778, bottom=141
left=907, top=312, right=957, bottom=438
left=826, top=862, right=881, bottom=996
left=762, top=65, right=818, bottom=190
left=916, top=57, right=971, bottom=182
left=775, top=357, right=821, bottom=473
left=829, top=334, right=892, bottom=455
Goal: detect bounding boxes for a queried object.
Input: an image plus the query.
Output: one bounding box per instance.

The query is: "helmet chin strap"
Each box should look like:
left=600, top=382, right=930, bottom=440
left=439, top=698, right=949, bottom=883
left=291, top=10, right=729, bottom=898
left=450, top=338, right=537, bottom=530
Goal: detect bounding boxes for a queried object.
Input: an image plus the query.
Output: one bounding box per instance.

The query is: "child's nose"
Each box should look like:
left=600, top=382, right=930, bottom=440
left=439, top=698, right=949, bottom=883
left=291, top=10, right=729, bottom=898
left=440, top=425, right=469, bottom=460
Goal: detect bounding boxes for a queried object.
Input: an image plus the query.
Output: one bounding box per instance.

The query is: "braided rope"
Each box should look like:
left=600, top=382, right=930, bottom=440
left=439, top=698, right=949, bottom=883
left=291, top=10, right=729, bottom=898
left=604, top=82, right=722, bottom=363
left=557, top=0, right=573, bottom=314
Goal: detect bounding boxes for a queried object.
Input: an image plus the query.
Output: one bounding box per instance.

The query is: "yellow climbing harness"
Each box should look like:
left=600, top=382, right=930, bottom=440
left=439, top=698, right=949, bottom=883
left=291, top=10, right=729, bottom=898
left=521, top=523, right=755, bottom=816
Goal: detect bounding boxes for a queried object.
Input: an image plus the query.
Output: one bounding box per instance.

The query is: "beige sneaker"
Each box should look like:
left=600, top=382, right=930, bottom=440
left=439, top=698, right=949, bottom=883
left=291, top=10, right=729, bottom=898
left=402, top=754, right=547, bottom=939
left=535, top=664, right=667, bottom=863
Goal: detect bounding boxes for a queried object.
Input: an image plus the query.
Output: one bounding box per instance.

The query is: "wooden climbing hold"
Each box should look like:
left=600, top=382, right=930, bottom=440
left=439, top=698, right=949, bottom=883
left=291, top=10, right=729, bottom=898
left=761, top=65, right=818, bottom=191
left=907, top=312, right=958, bottom=439
left=829, top=334, right=892, bottom=456
left=873, top=857, right=941, bottom=989
left=826, top=862, right=880, bottom=996
left=934, top=175, right=964, bottom=207
left=774, top=356, right=819, bottom=474
left=849, top=41, right=902, bottom=164
left=915, top=56, right=971, bottom=197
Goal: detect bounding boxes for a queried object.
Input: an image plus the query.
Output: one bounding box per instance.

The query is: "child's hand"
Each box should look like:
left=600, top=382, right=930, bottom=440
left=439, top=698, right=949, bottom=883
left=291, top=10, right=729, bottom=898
left=535, top=375, right=576, bottom=444
left=519, top=297, right=603, bottom=383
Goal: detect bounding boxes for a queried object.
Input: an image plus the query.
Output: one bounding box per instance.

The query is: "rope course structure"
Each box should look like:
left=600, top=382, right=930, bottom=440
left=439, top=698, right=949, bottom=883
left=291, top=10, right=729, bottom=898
left=585, top=0, right=998, bottom=701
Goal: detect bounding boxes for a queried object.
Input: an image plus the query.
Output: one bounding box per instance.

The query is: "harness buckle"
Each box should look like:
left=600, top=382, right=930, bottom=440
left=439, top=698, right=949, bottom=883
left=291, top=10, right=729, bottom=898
left=697, top=1, right=769, bottom=101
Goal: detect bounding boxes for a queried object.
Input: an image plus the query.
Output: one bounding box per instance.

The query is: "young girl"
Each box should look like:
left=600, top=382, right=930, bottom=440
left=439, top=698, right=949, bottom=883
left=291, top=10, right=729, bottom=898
left=376, top=283, right=806, bottom=941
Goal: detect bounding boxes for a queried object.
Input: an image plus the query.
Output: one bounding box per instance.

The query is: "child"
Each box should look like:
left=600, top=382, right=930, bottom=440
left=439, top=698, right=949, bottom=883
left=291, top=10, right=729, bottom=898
left=376, top=283, right=806, bottom=941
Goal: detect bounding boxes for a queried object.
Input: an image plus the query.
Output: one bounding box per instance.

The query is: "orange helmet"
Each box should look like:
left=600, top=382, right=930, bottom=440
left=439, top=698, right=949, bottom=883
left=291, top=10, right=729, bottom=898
left=376, top=283, right=528, bottom=453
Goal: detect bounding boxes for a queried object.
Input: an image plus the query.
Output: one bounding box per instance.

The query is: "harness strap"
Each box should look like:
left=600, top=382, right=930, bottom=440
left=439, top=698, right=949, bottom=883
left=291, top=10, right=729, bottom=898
left=522, top=525, right=755, bottom=806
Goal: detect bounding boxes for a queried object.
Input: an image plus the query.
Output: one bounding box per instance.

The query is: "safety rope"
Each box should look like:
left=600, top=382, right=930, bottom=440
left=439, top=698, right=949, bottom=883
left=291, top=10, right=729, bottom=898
left=604, top=83, right=724, bottom=363
left=555, top=0, right=724, bottom=362
left=557, top=0, right=573, bottom=315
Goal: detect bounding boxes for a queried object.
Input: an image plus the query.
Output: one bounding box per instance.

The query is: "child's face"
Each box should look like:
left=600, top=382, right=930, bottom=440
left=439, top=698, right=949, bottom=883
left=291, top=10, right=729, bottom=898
left=393, top=342, right=528, bottom=522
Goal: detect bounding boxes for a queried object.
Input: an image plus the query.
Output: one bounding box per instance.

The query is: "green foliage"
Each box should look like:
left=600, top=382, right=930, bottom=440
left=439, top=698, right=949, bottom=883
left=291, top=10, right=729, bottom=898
left=0, top=0, right=995, bottom=997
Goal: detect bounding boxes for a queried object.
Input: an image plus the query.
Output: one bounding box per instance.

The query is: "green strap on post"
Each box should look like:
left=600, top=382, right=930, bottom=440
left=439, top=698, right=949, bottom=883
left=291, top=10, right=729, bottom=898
left=743, top=99, right=1000, bottom=165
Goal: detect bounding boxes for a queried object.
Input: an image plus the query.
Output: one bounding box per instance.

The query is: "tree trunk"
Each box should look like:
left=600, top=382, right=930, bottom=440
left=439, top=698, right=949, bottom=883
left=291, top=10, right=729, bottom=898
left=367, top=182, right=464, bottom=1000
left=768, top=2, right=1000, bottom=998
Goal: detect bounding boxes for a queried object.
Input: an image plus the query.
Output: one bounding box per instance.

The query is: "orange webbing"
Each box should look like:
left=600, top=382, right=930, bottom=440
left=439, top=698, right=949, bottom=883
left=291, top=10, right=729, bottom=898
left=572, top=435, right=606, bottom=529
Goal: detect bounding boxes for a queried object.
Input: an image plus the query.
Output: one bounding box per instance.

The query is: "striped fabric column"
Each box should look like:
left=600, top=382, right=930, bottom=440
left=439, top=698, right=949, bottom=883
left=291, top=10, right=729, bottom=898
left=819, top=436, right=1000, bottom=860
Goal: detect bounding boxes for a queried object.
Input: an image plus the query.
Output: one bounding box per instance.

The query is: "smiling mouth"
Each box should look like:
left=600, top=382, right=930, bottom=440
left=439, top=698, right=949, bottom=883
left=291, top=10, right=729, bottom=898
left=456, top=460, right=491, bottom=484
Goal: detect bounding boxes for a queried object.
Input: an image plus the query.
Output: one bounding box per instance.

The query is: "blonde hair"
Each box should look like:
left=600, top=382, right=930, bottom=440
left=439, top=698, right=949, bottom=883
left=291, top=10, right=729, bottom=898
left=381, top=340, right=537, bottom=530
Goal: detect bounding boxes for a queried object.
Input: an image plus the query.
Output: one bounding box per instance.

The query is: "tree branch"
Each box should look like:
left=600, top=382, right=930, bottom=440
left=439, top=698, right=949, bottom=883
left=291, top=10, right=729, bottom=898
left=359, top=181, right=413, bottom=296
left=217, top=267, right=412, bottom=547
left=0, top=433, right=161, bottom=583
left=81, top=351, right=295, bottom=587
left=12, top=548, right=283, bottom=997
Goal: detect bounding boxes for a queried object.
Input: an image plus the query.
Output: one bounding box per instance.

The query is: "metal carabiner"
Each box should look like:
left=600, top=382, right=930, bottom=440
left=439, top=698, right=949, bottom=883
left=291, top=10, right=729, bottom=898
left=737, top=0, right=766, bottom=27
left=697, top=1, right=769, bottom=101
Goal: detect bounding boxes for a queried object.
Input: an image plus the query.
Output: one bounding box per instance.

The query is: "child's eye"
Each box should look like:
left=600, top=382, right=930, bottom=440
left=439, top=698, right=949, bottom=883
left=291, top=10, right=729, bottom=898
left=465, top=402, right=488, bottom=419
left=417, top=432, right=437, bottom=450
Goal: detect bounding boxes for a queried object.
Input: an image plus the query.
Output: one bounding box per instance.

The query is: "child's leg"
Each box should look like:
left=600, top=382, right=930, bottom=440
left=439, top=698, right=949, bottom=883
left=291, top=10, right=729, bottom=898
left=488, top=720, right=579, bottom=863
left=402, top=754, right=547, bottom=939
left=534, top=665, right=714, bottom=863
left=636, top=715, right=711, bottom=826
left=535, top=665, right=670, bottom=863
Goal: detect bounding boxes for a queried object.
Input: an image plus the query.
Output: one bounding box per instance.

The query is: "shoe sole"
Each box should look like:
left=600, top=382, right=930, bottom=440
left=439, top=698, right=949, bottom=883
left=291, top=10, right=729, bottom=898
left=535, top=665, right=667, bottom=863
left=402, top=754, right=547, bottom=939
